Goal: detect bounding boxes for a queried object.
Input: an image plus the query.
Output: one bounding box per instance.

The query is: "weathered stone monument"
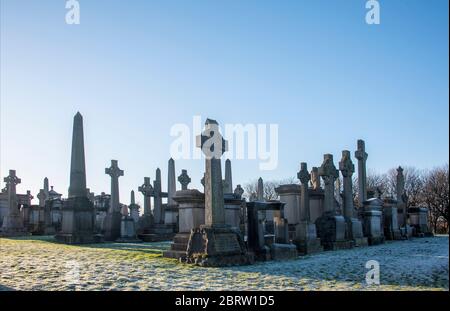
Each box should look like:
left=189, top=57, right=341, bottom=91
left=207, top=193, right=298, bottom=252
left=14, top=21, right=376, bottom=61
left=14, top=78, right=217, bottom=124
left=138, top=177, right=154, bottom=232
left=0, top=170, right=28, bottom=237
left=294, top=162, right=323, bottom=254
left=355, top=140, right=368, bottom=208
left=224, top=159, right=233, bottom=194
left=396, top=166, right=413, bottom=238
left=339, top=151, right=368, bottom=247
left=163, top=170, right=205, bottom=259
left=246, top=201, right=297, bottom=261
left=165, top=158, right=179, bottom=227
left=128, top=190, right=140, bottom=224
left=315, top=154, right=352, bottom=250
left=382, top=196, right=403, bottom=240
left=103, top=160, right=124, bottom=241
left=117, top=191, right=141, bottom=243
left=409, top=206, right=433, bottom=237
left=55, top=112, right=99, bottom=244
left=185, top=119, right=252, bottom=266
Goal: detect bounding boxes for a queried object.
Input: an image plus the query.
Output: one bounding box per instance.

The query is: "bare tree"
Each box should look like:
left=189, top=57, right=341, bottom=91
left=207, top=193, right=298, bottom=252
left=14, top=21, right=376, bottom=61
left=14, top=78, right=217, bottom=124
left=243, top=177, right=297, bottom=201
left=423, top=164, right=449, bottom=233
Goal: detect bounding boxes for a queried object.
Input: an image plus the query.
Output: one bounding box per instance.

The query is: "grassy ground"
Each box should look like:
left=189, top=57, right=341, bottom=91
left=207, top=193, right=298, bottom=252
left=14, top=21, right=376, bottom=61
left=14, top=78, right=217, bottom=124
left=0, top=235, right=448, bottom=291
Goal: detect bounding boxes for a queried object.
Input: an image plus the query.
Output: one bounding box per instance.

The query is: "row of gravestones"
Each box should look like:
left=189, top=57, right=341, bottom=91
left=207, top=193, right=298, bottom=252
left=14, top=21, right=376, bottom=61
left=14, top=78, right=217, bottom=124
left=0, top=114, right=433, bottom=268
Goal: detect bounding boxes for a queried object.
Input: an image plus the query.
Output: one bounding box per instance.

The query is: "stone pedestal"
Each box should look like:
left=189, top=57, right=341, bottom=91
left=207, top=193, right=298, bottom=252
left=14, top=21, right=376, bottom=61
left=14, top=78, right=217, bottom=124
left=55, top=197, right=101, bottom=244
left=294, top=221, right=323, bottom=254
left=116, top=216, right=141, bottom=243
left=103, top=211, right=122, bottom=241
left=315, top=213, right=353, bottom=250
left=164, top=189, right=205, bottom=259
left=362, top=198, right=385, bottom=245
left=164, top=204, right=179, bottom=230
left=383, top=198, right=403, bottom=240
left=224, top=193, right=243, bottom=230
left=409, top=207, right=433, bottom=237
left=1, top=214, right=28, bottom=237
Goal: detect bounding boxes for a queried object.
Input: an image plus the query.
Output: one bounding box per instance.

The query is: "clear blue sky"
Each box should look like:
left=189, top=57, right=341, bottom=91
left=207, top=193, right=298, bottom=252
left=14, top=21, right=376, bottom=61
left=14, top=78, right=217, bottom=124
left=1, top=0, right=448, bottom=205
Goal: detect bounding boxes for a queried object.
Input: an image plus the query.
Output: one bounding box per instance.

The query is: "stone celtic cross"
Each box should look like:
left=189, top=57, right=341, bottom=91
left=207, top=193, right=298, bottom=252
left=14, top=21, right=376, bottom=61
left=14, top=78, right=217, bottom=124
left=196, top=119, right=228, bottom=226
left=178, top=169, right=191, bottom=190
left=319, top=154, right=339, bottom=213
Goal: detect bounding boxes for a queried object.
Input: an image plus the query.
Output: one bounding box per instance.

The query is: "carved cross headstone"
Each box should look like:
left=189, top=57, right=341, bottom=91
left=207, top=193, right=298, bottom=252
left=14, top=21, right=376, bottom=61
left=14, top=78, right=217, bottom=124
left=105, top=160, right=124, bottom=213
left=297, top=162, right=311, bottom=221
left=4, top=170, right=21, bottom=216
left=355, top=139, right=368, bottom=206
left=339, top=150, right=355, bottom=219
left=138, top=177, right=153, bottom=216
left=319, top=154, right=339, bottom=213
left=178, top=169, right=191, bottom=190
left=196, top=119, right=228, bottom=227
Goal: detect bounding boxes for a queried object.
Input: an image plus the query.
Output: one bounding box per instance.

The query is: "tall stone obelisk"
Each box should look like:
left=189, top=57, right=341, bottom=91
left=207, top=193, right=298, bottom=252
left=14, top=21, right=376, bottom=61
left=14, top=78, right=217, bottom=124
left=55, top=112, right=98, bottom=244
left=224, top=159, right=233, bottom=194
left=165, top=158, right=178, bottom=226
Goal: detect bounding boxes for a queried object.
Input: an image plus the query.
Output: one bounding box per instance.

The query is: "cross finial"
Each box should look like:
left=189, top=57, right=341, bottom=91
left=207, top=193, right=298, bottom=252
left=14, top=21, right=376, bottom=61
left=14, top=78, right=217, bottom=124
left=4, top=170, right=21, bottom=186
left=196, top=119, right=228, bottom=159
left=178, top=169, right=191, bottom=190
left=319, top=154, right=339, bottom=185
left=105, top=160, right=124, bottom=178
left=355, top=139, right=368, bottom=161
left=339, top=150, right=355, bottom=177
left=139, top=177, right=154, bottom=196
left=234, top=184, right=244, bottom=198
left=297, top=162, right=311, bottom=185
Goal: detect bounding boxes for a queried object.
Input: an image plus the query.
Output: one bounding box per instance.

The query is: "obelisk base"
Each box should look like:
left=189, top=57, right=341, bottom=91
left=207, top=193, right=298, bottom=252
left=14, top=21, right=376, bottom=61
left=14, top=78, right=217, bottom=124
left=103, top=211, right=122, bottom=241
left=185, top=225, right=253, bottom=267
left=55, top=197, right=102, bottom=244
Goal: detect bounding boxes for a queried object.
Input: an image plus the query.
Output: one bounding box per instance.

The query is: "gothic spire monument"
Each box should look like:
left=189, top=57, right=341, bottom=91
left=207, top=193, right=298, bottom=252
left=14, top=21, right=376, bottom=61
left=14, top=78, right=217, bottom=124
left=55, top=112, right=100, bottom=244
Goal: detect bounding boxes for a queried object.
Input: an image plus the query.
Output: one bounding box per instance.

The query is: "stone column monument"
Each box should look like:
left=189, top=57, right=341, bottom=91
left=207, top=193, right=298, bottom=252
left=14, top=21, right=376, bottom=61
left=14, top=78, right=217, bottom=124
left=104, top=160, right=124, bottom=241
left=117, top=190, right=141, bottom=243
left=396, top=166, right=413, bottom=237
left=339, top=151, right=368, bottom=247
left=355, top=139, right=368, bottom=208
left=0, top=170, right=28, bottom=237
left=56, top=112, right=98, bottom=244
left=165, top=159, right=179, bottom=226
left=185, top=119, right=251, bottom=266
left=295, top=162, right=323, bottom=254
left=257, top=177, right=264, bottom=201
left=128, top=190, right=140, bottom=224
left=224, top=159, right=233, bottom=194
left=138, top=177, right=154, bottom=231
left=153, top=168, right=163, bottom=224
left=315, top=154, right=352, bottom=250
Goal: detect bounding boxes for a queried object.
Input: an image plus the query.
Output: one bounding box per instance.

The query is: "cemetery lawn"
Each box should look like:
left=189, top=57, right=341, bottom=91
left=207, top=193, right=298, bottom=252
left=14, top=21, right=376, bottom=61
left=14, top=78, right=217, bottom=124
left=0, top=235, right=448, bottom=291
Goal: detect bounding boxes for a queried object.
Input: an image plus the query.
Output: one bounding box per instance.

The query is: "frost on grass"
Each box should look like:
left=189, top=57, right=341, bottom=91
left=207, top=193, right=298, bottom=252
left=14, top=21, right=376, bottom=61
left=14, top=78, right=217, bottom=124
left=0, top=235, right=448, bottom=291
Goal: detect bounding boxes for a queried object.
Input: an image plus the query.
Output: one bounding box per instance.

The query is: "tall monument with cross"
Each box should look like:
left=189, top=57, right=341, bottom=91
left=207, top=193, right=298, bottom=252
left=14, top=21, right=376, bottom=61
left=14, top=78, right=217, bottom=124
left=185, top=118, right=251, bottom=266
left=103, top=159, right=124, bottom=241
left=55, top=112, right=99, bottom=244
left=0, top=170, right=28, bottom=236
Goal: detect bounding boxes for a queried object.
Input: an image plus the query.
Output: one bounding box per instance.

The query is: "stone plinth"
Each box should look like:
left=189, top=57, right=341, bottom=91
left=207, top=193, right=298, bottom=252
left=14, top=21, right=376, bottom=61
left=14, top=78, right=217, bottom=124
left=309, top=189, right=325, bottom=224
left=409, top=207, right=433, bottom=237
left=362, top=198, right=385, bottom=245
left=185, top=225, right=253, bottom=266
left=383, top=198, right=403, bottom=240
left=55, top=197, right=101, bottom=244
left=224, top=193, right=243, bottom=230
left=1, top=214, right=28, bottom=237
left=163, top=189, right=205, bottom=260
left=116, top=216, right=141, bottom=243
left=294, top=221, right=323, bottom=255
left=315, top=213, right=353, bottom=250
left=103, top=212, right=122, bottom=241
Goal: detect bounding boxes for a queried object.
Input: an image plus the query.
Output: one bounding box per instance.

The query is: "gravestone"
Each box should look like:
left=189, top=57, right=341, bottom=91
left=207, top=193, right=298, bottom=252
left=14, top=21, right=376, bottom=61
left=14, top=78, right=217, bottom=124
left=408, top=206, right=433, bottom=237
left=355, top=140, right=368, bottom=208
left=138, top=177, right=154, bottom=232
left=128, top=190, right=140, bottom=224
left=163, top=189, right=205, bottom=260
left=0, top=170, right=28, bottom=237
left=103, top=160, right=124, bottom=241
left=55, top=112, right=99, bottom=244
left=339, top=151, right=368, bottom=247
left=117, top=191, right=141, bottom=243
left=165, top=158, right=179, bottom=226
left=396, top=166, right=413, bottom=238
left=246, top=201, right=297, bottom=261
left=362, top=198, right=385, bottom=245
left=382, top=197, right=403, bottom=240
left=315, top=154, right=353, bottom=250
left=178, top=170, right=191, bottom=190
left=224, top=159, right=233, bottom=193
left=294, top=162, right=323, bottom=255
left=185, top=119, right=252, bottom=267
